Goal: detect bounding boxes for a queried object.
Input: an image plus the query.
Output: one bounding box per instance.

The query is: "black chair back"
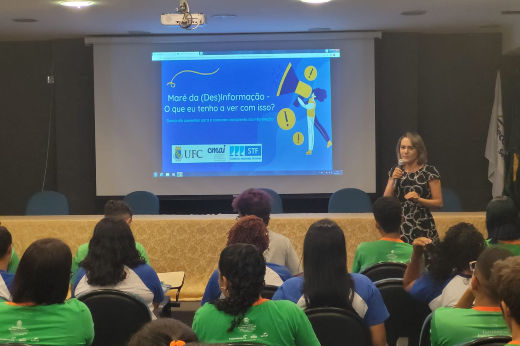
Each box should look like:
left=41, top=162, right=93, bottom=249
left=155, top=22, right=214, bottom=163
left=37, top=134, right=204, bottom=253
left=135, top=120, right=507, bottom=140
left=360, top=262, right=407, bottom=282
left=464, top=336, right=512, bottom=345
left=261, top=285, right=279, bottom=299
left=228, top=344, right=269, bottom=346
left=419, top=311, right=434, bottom=346
left=305, top=307, right=372, bottom=346
left=375, top=278, right=431, bottom=346
left=77, top=289, right=152, bottom=346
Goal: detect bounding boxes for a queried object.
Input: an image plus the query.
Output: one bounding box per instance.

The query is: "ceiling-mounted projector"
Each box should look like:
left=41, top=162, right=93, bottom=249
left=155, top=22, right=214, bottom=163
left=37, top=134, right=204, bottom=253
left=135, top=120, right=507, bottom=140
left=161, top=0, right=206, bottom=30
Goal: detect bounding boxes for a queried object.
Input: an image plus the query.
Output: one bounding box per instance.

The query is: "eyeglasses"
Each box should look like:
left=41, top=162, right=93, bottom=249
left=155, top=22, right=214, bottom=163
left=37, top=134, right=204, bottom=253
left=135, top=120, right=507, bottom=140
left=469, top=261, right=477, bottom=272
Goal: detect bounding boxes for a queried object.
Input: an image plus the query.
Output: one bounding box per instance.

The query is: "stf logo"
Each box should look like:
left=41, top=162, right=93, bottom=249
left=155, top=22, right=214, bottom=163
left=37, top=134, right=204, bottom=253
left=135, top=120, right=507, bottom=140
left=174, top=146, right=182, bottom=161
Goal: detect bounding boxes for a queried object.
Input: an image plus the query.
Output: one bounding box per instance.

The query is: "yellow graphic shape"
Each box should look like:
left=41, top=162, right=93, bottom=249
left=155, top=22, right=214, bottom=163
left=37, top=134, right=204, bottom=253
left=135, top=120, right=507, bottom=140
left=167, top=68, right=220, bottom=88
left=293, top=132, right=304, bottom=146
left=304, top=66, right=317, bottom=81
left=277, top=108, right=296, bottom=130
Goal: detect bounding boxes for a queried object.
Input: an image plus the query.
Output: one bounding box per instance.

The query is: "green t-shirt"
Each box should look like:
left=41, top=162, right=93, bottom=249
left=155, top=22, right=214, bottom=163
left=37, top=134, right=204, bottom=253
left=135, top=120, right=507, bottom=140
left=351, top=238, right=413, bottom=273
left=431, top=307, right=510, bottom=346
left=70, top=242, right=150, bottom=283
left=0, top=298, right=94, bottom=345
left=491, top=242, right=520, bottom=256
left=193, top=300, right=320, bottom=346
left=7, top=247, right=20, bottom=274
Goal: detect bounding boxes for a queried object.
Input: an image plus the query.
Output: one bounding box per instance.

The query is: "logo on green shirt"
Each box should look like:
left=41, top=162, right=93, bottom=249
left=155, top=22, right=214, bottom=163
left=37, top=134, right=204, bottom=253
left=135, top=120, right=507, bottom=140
left=387, top=250, right=398, bottom=261
left=9, top=321, right=28, bottom=336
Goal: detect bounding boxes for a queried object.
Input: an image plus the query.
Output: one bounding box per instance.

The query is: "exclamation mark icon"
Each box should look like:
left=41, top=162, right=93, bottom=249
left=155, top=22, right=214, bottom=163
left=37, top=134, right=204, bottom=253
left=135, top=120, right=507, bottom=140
left=285, top=111, right=289, bottom=127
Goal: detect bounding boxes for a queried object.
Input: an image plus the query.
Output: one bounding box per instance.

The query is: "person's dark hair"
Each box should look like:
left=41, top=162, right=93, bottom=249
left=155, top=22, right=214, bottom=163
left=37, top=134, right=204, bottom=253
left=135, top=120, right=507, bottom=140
left=427, top=222, right=486, bottom=282
left=491, top=256, right=520, bottom=325
left=372, top=197, right=402, bottom=233
left=486, top=196, right=520, bottom=244
left=303, top=219, right=355, bottom=311
left=127, top=319, right=198, bottom=346
left=0, top=226, right=12, bottom=259
left=211, top=244, right=266, bottom=333
left=226, top=215, right=269, bottom=254
left=293, top=88, right=328, bottom=107
left=474, top=247, right=513, bottom=301
left=81, top=218, right=145, bottom=286
left=104, top=200, right=133, bottom=220
left=231, top=189, right=271, bottom=226
left=11, top=238, right=71, bottom=305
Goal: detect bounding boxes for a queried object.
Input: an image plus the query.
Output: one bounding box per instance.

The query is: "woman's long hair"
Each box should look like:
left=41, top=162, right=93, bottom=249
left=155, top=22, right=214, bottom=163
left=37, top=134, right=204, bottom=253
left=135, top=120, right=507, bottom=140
left=302, top=219, right=355, bottom=311
left=11, top=238, right=71, bottom=305
left=395, top=132, right=428, bottom=165
left=81, top=217, right=145, bottom=286
left=211, top=244, right=266, bottom=332
left=427, top=222, right=486, bottom=282
left=486, top=196, right=520, bottom=244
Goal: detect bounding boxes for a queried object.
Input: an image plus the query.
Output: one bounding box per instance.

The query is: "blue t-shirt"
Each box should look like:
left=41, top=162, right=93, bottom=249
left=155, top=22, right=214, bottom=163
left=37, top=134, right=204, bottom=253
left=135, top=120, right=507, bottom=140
left=0, top=270, right=14, bottom=300
left=272, top=274, right=389, bottom=327
left=72, top=264, right=164, bottom=315
left=409, top=273, right=472, bottom=311
left=201, top=262, right=292, bottom=306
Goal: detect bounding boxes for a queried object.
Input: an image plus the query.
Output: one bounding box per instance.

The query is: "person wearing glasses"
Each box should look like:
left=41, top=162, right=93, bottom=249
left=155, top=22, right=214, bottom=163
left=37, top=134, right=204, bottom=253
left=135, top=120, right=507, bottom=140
left=491, top=256, right=520, bottom=345
left=404, top=222, right=486, bottom=311
left=429, top=247, right=512, bottom=346
left=232, top=188, right=301, bottom=275
left=201, top=216, right=292, bottom=306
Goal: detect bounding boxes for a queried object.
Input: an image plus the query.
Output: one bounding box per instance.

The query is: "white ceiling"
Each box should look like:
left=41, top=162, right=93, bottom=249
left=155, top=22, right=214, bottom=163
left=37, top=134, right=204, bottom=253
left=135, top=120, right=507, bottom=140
left=0, top=0, right=517, bottom=41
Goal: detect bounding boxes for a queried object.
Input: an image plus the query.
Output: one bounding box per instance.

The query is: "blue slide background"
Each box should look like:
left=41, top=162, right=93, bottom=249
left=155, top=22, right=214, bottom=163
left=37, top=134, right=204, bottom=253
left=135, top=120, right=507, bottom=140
left=161, top=54, right=333, bottom=175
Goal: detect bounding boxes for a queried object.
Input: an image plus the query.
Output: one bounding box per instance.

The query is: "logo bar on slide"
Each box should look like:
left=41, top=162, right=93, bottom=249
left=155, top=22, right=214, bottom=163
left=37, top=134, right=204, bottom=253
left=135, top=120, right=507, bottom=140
left=173, top=144, right=262, bottom=163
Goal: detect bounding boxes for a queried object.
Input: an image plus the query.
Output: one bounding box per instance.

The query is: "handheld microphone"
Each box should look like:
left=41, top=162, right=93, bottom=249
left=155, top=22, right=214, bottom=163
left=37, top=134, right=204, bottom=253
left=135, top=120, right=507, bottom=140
left=392, top=159, right=405, bottom=188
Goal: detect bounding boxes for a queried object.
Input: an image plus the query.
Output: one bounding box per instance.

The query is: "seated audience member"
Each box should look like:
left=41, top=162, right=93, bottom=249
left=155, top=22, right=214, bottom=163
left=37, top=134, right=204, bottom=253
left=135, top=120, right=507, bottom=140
left=404, top=222, right=486, bottom=311
left=72, top=218, right=164, bottom=316
left=194, top=243, right=320, bottom=346
left=0, top=238, right=94, bottom=345
left=0, top=222, right=20, bottom=274
left=352, top=196, right=413, bottom=273
left=486, top=196, right=520, bottom=255
left=70, top=200, right=150, bottom=283
left=492, top=256, right=520, bottom=345
left=233, top=188, right=301, bottom=275
left=0, top=226, right=14, bottom=299
left=127, top=318, right=199, bottom=346
left=272, top=219, right=388, bottom=346
left=201, top=216, right=292, bottom=305
left=430, top=247, right=512, bottom=346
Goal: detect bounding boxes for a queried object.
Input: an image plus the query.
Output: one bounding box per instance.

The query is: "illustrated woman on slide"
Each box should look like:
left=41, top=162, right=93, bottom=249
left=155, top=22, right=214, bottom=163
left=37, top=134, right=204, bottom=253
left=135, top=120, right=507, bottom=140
left=294, top=88, right=332, bottom=155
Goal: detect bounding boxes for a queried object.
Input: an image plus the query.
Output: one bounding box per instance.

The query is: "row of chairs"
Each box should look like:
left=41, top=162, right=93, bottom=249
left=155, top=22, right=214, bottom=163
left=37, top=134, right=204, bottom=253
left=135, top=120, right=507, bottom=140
left=25, top=187, right=462, bottom=216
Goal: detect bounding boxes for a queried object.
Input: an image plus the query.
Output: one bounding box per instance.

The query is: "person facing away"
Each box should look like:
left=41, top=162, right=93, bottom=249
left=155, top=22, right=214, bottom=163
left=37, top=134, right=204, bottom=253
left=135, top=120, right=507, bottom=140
left=232, top=188, right=301, bottom=275
left=404, top=222, right=486, bottom=311
left=272, top=219, right=389, bottom=346
left=0, top=238, right=94, bottom=346
left=491, top=256, right=520, bottom=345
left=127, top=318, right=199, bottom=346
left=0, top=222, right=20, bottom=274
left=193, top=243, right=320, bottom=346
left=201, top=215, right=292, bottom=306
left=71, top=218, right=164, bottom=317
left=430, top=247, right=512, bottom=346
left=486, top=196, right=520, bottom=255
left=352, top=196, right=413, bottom=273
left=0, top=226, right=15, bottom=300
left=70, top=200, right=150, bottom=283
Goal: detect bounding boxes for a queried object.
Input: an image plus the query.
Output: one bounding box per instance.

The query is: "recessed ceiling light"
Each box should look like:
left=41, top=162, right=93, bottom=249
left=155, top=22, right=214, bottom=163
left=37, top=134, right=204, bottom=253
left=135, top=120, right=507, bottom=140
left=60, top=1, right=93, bottom=8
left=308, top=28, right=332, bottom=32
left=211, top=14, right=237, bottom=19
left=12, top=18, right=38, bottom=22
left=301, top=0, right=332, bottom=3
left=400, top=10, right=427, bottom=16
left=128, top=31, right=152, bottom=35
left=501, top=11, right=520, bottom=15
